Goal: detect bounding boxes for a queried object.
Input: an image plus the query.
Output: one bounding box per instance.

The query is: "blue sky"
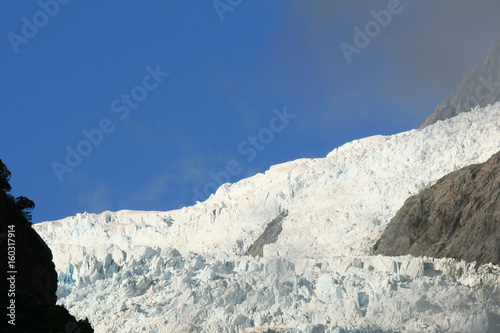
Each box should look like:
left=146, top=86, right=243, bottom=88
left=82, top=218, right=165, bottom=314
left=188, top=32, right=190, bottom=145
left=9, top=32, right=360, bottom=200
left=1, top=1, right=499, bottom=223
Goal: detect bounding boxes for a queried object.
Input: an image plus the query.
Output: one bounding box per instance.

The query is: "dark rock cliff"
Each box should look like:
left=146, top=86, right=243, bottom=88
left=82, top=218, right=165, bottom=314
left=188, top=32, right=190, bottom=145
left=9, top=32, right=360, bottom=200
left=0, top=160, right=93, bottom=332
left=374, top=151, right=500, bottom=266
left=246, top=210, right=288, bottom=257
left=421, top=37, right=500, bottom=128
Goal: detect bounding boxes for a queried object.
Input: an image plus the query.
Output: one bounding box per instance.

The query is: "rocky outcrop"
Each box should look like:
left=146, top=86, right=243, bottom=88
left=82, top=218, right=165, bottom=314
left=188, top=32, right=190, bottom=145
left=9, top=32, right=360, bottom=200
left=0, top=160, right=93, bottom=332
left=246, top=210, right=288, bottom=257
left=374, top=151, right=500, bottom=266
left=421, top=37, right=500, bottom=128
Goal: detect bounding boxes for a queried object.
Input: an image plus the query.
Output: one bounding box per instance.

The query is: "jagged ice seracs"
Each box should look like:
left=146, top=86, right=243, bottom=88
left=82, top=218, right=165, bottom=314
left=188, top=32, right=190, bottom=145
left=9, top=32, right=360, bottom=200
left=34, top=103, right=500, bottom=332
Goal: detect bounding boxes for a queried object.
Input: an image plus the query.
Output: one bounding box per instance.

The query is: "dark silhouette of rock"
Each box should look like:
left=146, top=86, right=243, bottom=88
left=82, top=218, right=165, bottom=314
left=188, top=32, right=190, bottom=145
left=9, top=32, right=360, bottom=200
left=421, top=37, right=500, bottom=128
left=246, top=210, right=288, bottom=257
left=374, top=151, right=500, bottom=266
left=0, top=159, right=93, bottom=332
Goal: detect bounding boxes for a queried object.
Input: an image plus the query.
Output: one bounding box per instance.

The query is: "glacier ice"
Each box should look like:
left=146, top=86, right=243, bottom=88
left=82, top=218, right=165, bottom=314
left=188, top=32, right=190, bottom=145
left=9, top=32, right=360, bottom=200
left=34, top=104, right=500, bottom=332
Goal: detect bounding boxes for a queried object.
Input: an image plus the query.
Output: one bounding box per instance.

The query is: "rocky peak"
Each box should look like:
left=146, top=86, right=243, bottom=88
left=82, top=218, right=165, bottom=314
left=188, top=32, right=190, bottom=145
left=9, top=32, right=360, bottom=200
left=421, top=37, right=500, bottom=128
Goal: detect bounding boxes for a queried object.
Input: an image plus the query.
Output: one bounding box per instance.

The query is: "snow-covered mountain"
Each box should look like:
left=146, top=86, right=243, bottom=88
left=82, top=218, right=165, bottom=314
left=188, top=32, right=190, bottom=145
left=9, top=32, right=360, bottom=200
left=34, top=103, right=500, bottom=332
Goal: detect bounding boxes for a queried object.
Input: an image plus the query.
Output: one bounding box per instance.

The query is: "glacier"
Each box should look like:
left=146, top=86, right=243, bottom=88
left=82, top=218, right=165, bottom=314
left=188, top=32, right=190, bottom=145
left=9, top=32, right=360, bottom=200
left=34, top=104, right=500, bottom=332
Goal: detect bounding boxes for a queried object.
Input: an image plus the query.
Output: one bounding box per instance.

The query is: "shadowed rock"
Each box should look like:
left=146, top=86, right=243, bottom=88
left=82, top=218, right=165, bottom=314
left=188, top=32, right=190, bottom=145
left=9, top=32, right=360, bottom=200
left=374, top=151, right=500, bottom=266
left=0, top=161, right=93, bottom=332
left=246, top=210, right=288, bottom=257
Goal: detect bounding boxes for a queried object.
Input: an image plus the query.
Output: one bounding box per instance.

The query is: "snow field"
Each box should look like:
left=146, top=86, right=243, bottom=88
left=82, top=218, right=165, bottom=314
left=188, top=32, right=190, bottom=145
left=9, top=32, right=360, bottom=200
left=34, top=103, right=500, bottom=332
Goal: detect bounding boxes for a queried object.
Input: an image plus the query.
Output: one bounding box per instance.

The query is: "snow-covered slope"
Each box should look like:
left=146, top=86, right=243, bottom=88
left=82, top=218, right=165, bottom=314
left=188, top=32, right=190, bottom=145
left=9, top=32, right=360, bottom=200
left=34, top=104, right=500, bottom=332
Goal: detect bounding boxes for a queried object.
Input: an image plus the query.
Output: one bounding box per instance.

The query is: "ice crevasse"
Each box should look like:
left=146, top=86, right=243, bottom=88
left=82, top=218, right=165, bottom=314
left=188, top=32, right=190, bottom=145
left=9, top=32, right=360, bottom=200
left=34, top=103, right=500, bottom=333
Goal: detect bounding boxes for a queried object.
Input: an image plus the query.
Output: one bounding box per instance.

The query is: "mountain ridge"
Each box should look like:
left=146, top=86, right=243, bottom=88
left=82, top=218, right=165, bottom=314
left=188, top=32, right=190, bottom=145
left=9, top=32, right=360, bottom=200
left=420, top=37, right=500, bottom=128
left=34, top=103, right=500, bottom=332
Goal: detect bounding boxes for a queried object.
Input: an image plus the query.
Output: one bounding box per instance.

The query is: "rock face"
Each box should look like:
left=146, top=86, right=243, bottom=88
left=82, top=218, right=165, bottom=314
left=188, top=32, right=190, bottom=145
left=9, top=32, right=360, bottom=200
left=374, top=150, right=500, bottom=266
left=33, top=105, right=500, bottom=332
left=246, top=210, right=288, bottom=257
left=0, top=163, right=93, bottom=332
left=421, top=37, right=500, bottom=128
